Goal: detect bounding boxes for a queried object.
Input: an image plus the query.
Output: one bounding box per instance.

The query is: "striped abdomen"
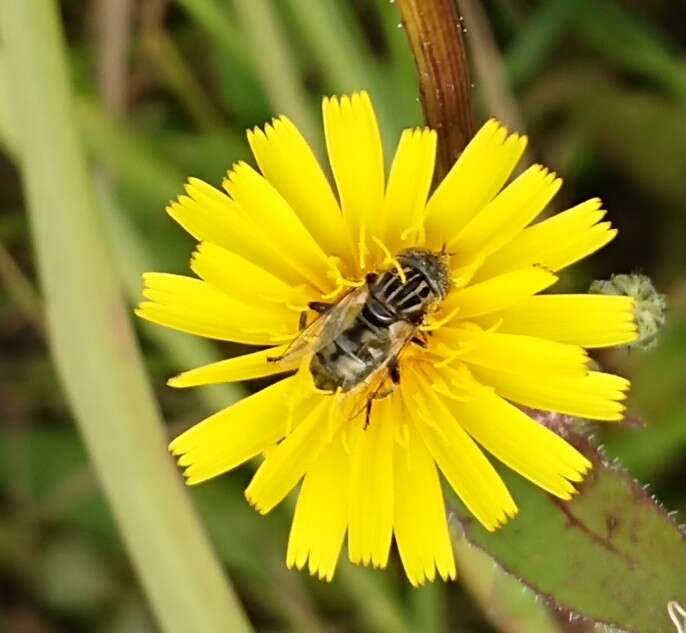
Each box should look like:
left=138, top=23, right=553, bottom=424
left=363, top=265, right=438, bottom=327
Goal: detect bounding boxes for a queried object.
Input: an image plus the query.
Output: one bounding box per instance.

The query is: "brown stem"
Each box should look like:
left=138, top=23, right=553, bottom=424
left=396, top=0, right=474, bottom=178
left=96, top=0, right=133, bottom=117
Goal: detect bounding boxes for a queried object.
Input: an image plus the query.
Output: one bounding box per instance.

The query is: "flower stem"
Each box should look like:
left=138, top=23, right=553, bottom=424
left=396, top=0, right=474, bottom=177
left=0, top=1, right=253, bottom=632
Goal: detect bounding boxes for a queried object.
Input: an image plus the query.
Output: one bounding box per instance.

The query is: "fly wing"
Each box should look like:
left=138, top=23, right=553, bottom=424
left=270, top=285, right=369, bottom=367
left=342, top=320, right=418, bottom=423
left=386, top=320, right=419, bottom=360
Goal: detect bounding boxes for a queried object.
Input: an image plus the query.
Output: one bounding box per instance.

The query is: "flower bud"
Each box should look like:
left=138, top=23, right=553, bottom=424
left=590, top=274, right=667, bottom=350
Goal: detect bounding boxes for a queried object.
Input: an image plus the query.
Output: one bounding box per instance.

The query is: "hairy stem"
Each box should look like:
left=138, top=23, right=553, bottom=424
left=396, top=0, right=474, bottom=177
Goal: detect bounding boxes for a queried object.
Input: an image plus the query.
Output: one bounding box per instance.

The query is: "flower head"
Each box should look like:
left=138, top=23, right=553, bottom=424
left=136, top=91, right=638, bottom=585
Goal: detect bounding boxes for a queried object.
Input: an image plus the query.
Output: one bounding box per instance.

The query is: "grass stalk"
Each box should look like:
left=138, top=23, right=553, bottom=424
left=281, top=0, right=375, bottom=95
left=232, top=0, right=319, bottom=149
left=460, top=0, right=525, bottom=131
left=0, top=2, right=253, bottom=631
left=0, top=240, right=44, bottom=333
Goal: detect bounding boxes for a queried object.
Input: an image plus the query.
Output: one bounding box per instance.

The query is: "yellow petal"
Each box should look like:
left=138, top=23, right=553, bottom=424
left=168, top=345, right=295, bottom=388
left=323, top=92, right=384, bottom=269
left=408, top=370, right=518, bottom=532
left=475, top=198, right=616, bottom=280
left=168, top=179, right=307, bottom=287
left=247, top=116, right=353, bottom=269
left=166, top=178, right=242, bottom=245
left=223, top=162, right=335, bottom=292
left=451, top=165, right=562, bottom=261
left=469, top=365, right=630, bottom=421
left=347, top=398, right=395, bottom=568
left=447, top=390, right=592, bottom=499
left=393, top=417, right=456, bottom=586
left=169, top=377, right=302, bottom=485
left=441, top=266, right=558, bottom=321
left=287, top=434, right=349, bottom=581
left=438, top=328, right=589, bottom=376
left=191, top=241, right=312, bottom=307
left=424, top=119, right=527, bottom=247
left=481, top=294, right=638, bottom=348
left=135, top=273, right=298, bottom=345
left=246, top=397, right=334, bottom=514
left=379, top=127, right=436, bottom=251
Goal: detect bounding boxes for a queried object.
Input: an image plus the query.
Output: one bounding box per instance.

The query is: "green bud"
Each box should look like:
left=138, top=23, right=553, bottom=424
left=589, top=274, right=667, bottom=350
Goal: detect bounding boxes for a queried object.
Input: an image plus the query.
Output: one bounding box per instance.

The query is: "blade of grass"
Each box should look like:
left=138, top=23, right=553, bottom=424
left=280, top=0, right=401, bottom=155
left=96, top=0, right=133, bottom=117
left=0, top=240, right=43, bottom=333
left=460, top=0, right=525, bottom=131
left=0, top=78, right=244, bottom=415
left=97, top=185, right=246, bottom=413
left=0, top=2, right=253, bottom=632
left=173, top=0, right=270, bottom=122
left=575, top=1, right=686, bottom=106
left=282, top=0, right=373, bottom=94
left=77, top=99, right=185, bottom=206
left=336, top=563, right=412, bottom=633
left=372, top=2, right=424, bottom=132
left=0, top=54, right=18, bottom=155
left=505, top=0, right=589, bottom=90
left=231, top=0, right=319, bottom=149
left=140, top=26, right=225, bottom=131
left=408, top=583, right=446, bottom=633
left=174, top=0, right=253, bottom=70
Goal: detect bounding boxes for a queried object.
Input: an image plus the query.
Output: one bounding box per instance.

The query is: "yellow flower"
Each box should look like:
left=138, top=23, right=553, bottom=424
left=136, top=91, right=638, bottom=586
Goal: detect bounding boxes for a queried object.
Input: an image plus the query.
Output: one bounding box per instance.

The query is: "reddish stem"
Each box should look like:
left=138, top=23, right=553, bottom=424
left=396, top=0, right=474, bottom=178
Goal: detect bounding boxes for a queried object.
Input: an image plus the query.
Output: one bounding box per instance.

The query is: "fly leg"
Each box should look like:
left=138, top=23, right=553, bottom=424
left=411, top=336, right=427, bottom=348
left=363, top=357, right=401, bottom=430
left=300, top=301, right=331, bottom=330
left=372, top=357, right=401, bottom=400
left=280, top=309, right=312, bottom=361
left=389, top=357, right=400, bottom=385
left=308, top=301, right=332, bottom=314
left=364, top=399, right=372, bottom=430
left=411, top=331, right=429, bottom=348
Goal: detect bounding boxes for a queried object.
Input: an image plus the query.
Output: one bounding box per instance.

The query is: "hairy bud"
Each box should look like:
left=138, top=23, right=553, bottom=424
left=590, top=273, right=667, bottom=350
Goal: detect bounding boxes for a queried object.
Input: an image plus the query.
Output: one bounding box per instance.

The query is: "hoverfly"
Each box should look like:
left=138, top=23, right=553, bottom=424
left=270, top=247, right=451, bottom=427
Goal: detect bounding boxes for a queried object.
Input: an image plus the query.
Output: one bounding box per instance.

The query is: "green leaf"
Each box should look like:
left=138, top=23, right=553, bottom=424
left=606, top=319, right=686, bottom=481
left=452, top=429, right=686, bottom=633
left=453, top=536, right=563, bottom=633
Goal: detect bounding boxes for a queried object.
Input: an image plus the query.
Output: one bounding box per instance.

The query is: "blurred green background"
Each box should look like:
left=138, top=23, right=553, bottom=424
left=1, top=0, right=685, bottom=631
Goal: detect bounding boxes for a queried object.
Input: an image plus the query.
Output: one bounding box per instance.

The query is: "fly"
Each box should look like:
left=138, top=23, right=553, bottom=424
left=270, top=247, right=451, bottom=427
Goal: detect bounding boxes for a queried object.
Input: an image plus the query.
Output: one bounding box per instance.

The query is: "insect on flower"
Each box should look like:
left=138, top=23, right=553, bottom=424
left=270, top=247, right=452, bottom=428
left=136, top=91, right=639, bottom=585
